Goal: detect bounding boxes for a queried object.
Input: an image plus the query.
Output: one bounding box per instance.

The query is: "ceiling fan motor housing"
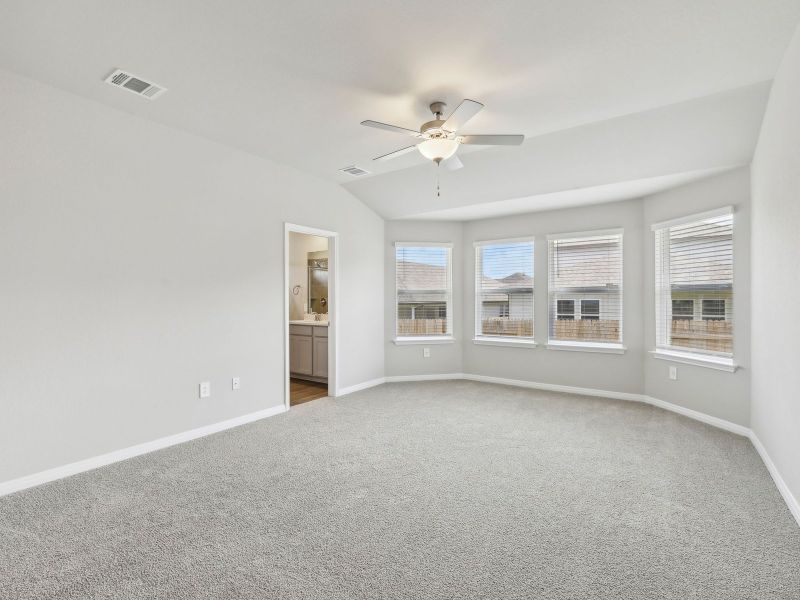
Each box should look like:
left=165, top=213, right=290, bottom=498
left=420, top=119, right=448, bottom=136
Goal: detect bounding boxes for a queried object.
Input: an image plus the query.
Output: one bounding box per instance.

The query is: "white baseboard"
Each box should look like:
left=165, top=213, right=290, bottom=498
left=462, top=373, right=644, bottom=402
left=749, top=432, right=800, bottom=527
left=385, top=373, right=465, bottom=383
left=0, top=404, right=287, bottom=498
left=640, top=395, right=750, bottom=437
left=335, top=377, right=386, bottom=396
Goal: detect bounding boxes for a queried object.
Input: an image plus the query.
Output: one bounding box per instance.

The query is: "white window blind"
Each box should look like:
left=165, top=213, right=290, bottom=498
left=654, top=208, right=733, bottom=356
left=474, top=239, right=534, bottom=338
left=548, top=230, right=623, bottom=344
left=395, top=243, right=452, bottom=338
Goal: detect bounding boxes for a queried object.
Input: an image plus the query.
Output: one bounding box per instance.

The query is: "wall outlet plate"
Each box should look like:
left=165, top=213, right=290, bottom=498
left=669, top=366, right=678, bottom=381
left=199, top=381, right=211, bottom=398
left=232, top=377, right=241, bottom=390
left=423, top=347, right=431, bottom=358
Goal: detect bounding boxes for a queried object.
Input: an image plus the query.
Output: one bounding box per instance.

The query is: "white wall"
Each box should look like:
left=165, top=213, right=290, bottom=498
left=0, top=69, right=384, bottom=483
left=643, top=168, right=751, bottom=426
left=751, top=25, right=800, bottom=507
left=288, top=232, right=327, bottom=320
left=462, top=200, right=645, bottom=395
left=384, top=220, right=463, bottom=376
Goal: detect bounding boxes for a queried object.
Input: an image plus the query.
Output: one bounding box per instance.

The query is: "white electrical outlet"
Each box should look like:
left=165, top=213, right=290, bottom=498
left=232, top=377, right=241, bottom=390
left=199, top=381, right=211, bottom=398
left=423, top=347, right=431, bottom=358
left=669, top=366, right=678, bottom=381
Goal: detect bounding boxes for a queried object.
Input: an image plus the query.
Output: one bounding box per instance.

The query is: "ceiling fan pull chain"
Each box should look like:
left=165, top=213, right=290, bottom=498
left=436, top=163, right=441, bottom=197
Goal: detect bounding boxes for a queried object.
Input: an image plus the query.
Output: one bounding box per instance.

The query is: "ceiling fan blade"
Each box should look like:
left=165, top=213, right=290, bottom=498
left=442, top=99, right=484, bottom=132
left=361, top=120, right=421, bottom=137
left=373, top=145, right=419, bottom=161
left=443, top=155, right=464, bottom=170
left=458, top=134, right=524, bottom=146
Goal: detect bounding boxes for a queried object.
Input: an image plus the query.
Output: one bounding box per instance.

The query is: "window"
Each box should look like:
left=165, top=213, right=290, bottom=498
left=653, top=207, right=733, bottom=358
left=702, top=299, right=725, bottom=321
left=474, top=239, right=534, bottom=339
left=556, top=300, right=575, bottom=320
left=548, top=230, right=623, bottom=347
left=395, top=243, right=453, bottom=340
left=580, top=300, right=600, bottom=320
left=671, top=299, right=694, bottom=320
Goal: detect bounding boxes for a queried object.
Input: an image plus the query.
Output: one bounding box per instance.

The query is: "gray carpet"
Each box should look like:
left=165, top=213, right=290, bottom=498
left=1, top=381, right=798, bottom=599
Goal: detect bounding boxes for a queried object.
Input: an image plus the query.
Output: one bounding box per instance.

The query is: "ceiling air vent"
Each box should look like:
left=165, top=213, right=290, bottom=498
left=339, top=165, right=370, bottom=177
left=104, top=69, right=167, bottom=100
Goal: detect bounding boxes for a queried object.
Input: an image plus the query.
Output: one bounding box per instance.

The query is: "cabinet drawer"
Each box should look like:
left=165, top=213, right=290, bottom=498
left=313, top=326, right=328, bottom=338
left=289, top=324, right=313, bottom=336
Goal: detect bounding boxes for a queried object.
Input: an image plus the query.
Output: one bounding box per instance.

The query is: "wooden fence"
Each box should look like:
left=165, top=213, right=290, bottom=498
left=397, top=318, right=447, bottom=336
left=481, top=318, right=533, bottom=337
left=671, top=320, right=732, bottom=353
left=554, top=319, right=620, bottom=341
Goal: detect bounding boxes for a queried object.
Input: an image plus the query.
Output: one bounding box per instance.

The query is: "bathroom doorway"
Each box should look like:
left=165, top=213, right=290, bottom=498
left=284, top=224, right=338, bottom=409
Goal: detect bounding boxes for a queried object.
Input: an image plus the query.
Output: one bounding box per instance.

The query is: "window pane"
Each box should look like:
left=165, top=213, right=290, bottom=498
left=702, top=299, right=725, bottom=320
left=476, top=241, right=534, bottom=338
left=396, top=245, right=451, bottom=337
left=581, top=299, right=600, bottom=320
left=556, top=299, right=575, bottom=320
left=549, top=233, right=622, bottom=342
left=655, top=212, right=733, bottom=355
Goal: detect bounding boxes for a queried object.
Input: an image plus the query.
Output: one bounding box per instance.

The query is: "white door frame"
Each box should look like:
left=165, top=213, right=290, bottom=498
left=284, top=223, right=339, bottom=409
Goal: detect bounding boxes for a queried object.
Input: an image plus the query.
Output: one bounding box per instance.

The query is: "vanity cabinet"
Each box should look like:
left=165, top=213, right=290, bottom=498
left=290, top=324, right=328, bottom=381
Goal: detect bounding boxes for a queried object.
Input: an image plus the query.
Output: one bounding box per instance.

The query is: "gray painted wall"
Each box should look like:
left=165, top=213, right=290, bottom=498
left=0, top=69, right=385, bottom=483
left=462, top=200, right=645, bottom=395
left=384, top=171, right=753, bottom=427
left=384, top=220, right=463, bottom=376
left=751, top=25, right=800, bottom=505
left=643, top=168, right=751, bottom=426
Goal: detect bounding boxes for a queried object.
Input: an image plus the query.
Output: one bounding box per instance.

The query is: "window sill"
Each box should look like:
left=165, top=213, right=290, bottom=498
left=650, top=349, right=737, bottom=372
left=546, top=340, right=626, bottom=354
left=392, top=336, right=455, bottom=346
left=473, top=337, right=537, bottom=348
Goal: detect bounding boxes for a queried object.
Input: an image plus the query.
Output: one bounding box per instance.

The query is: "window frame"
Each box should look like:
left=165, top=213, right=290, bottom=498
left=651, top=206, right=737, bottom=371
left=473, top=236, right=536, bottom=348
left=393, top=242, right=454, bottom=345
left=546, top=228, right=625, bottom=353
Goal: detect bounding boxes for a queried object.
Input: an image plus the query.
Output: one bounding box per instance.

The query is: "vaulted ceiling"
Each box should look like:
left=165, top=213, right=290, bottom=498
left=1, top=1, right=798, bottom=219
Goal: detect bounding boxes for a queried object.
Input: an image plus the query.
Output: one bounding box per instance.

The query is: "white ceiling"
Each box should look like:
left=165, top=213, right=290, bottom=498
left=1, top=1, right=798, bottom=218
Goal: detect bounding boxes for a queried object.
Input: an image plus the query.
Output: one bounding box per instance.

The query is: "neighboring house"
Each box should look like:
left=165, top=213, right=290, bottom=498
left=668, top=229, right=733, bottom=322
left=396, top=260, right=449, bottom=322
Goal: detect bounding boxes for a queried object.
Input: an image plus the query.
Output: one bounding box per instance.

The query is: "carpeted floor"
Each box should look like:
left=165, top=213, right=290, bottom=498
left=1, top=381, right=798, bottom=599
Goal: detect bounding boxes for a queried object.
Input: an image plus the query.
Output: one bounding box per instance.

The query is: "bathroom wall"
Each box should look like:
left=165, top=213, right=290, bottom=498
left=288, top=232, right=328, bottom=320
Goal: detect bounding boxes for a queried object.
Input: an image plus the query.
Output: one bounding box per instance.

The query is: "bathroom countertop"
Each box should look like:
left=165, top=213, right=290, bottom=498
left=289, top=320, right=329, bottom=326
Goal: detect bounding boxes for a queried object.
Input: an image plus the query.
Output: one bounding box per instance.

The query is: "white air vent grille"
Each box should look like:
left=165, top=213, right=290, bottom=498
left=339, top=165, right=370, bottom=177
left=104, top=69, right=167, bottom=100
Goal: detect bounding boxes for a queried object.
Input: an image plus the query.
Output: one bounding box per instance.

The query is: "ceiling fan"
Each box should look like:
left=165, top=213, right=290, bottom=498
left=361, top=99, right=524, bottom=170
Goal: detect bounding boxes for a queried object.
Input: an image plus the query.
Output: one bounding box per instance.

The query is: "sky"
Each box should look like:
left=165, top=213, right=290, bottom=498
left=396, top=243, right=534, bottom=279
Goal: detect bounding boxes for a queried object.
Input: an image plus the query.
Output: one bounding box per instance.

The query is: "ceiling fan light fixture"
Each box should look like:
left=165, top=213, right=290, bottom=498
left=418, top=138, right=458, bottom=163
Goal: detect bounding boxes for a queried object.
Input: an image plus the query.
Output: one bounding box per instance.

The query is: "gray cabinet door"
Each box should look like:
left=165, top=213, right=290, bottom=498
left=290, top=334, right=313, bottom=375
left=312, top=336, right=328, bottom=377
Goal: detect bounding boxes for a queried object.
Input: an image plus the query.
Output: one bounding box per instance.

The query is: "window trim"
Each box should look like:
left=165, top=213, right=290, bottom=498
left=546, top=228, right=624, bottom=349
left=650, top=349, right=737, bottom=372
left=394, top=242, right=454, bottom=343
left=652, top=206, right=734, bottom=361
left=473, top=236, right=535, bottom=344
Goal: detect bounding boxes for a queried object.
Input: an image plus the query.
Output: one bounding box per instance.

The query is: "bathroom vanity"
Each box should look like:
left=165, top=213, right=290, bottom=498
left=289, top=321, right=328, bottom=382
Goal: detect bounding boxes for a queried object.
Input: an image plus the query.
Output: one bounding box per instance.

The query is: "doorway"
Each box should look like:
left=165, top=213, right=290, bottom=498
left=284, top=223, right=338, bottom=409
